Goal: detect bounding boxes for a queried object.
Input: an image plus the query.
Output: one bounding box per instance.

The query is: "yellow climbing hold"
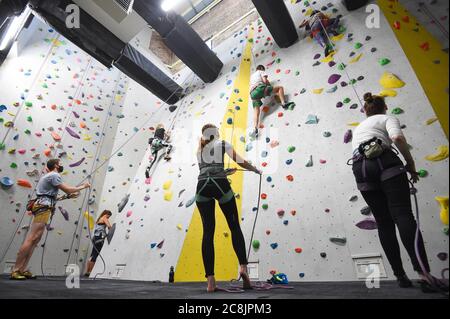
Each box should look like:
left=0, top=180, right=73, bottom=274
left=436, top=196, right=449, bottom=225
left=379, top=89, right=398, bottom=97
left=349, top=53, right=363, bottom=64
left=425, top=118, right=439, bottom=125
left=177, top=224, right=183, bottom=230
left=305, top=8, right=313, bottom=16
left=82, top=134, right=92, bottom=141
left=321, top=51, right=336, bottom=63
left=331, top=34, right=345, bottom=42
left=164, top=191, right=173, bottom=201
left=348, top=122, right=360, bottom=127
left=163, top=180, right=172, bottom=190
left=84, top=211, right=95, bottom=230
left=379, top=72, right=405, bottom=89
left=313, top=88, right=324, bottom=94
left=425, top=145, right=449, bottom=162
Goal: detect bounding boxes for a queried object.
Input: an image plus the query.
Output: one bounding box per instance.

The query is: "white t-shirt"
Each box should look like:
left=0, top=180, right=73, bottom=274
left=352, top=115, right=404, bottom=153
left=250, top=70, right=268, bottom=91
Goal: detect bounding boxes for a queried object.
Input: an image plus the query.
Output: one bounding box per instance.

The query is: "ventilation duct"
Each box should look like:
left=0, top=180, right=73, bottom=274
left=28, top=0, right=183, bottom=103
left=91, top=0, right=135, bottom=23
left=133, top=0, right=223, bottom=83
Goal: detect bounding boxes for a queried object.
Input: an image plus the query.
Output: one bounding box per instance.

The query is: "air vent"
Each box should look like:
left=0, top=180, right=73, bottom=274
left=92, top=0, right=134, bottom=23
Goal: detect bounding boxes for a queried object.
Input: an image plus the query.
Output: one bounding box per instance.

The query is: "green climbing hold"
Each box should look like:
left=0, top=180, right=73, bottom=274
left=10, top=163, right=17, bottom=169
left=343, top=98, right=351, bottom=104
left=252, top=240, right=260, bottom=249
left=349, top=79, right=357, bottom=85
left=248, top=38, right=254, bottom=43
left=355, top=42, right=363, bottom=49
left=262, top=204, right=269, bottom=210
left=288, top=146, right=296, bottom=153
left=295, top=71, right=300, bottom=76
left=25, top=102, right=32, bottom=107
left=444, top=227, right=449, bottom=236
left=338, top=63, right=346, bottom=71
left=337, top=26, right=346, bottom=34
left=42, top=83, right=48, bottom=88
left=26, top=116, right=32, bottom=122
left=418, top=169, right=428, bottom=178
left=276, top=58, right=281, bottom=64
left=379, top=58, right=391, bottom=66
left=24, top=129, right=31, bottom=135
left=0, top=143, right=5, bottom=150
left=391, top=108, right=404, bottom=115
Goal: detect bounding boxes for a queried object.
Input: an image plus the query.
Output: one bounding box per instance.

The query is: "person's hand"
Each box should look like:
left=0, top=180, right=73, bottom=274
left=83, top=182, right=91, bottom=189
left=253, top=167, right=262, bottom=175
left=406, top=162, right=419, bottom=183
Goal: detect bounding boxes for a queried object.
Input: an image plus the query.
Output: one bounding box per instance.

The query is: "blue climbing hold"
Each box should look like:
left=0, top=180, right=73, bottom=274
left=227, top=118, right=233, bottom=125
left=270, top=243, right=278, bottom=249
left=286, top=159, right=293, bottom=165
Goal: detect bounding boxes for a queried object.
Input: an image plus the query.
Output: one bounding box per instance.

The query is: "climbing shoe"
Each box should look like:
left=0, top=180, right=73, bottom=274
left=250, top=128, right=259, bottom=139
left=10, top=271, right=26, bottom=280
left=396, top=275, right=412, bottom=288
left=21, top=271, right=37, bottom=279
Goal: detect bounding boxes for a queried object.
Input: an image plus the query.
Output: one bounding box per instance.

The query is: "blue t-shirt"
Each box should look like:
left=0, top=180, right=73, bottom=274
left=36, top=172, right=62, bottom=206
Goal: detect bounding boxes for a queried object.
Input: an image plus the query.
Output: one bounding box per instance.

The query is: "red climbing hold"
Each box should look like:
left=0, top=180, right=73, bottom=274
left=270, top=270, right=277, bottom=275
left=17, top=179, right=32, bottom=188
left=276, top=69, right=281, bottom=74
left=44, top=149, right=52, bottom=157
left=290, top=210, right=297, bottom=216
left=262, top=162, right=268, bottom=167
left=420, top=42, right=430, bottom=51
left=295, top=248, right=303, bottom=254
left=261, top=193, right=267, bottom=200
left=402, top=16, right=410, bottom=23
left=286, top=175, right=294, bottom=182
left=278, top=112, right=283, bottom=117
left=393, top=21, right=401, bottom=30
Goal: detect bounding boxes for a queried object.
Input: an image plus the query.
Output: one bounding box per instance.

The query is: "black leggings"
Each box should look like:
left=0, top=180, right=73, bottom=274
left=90, top=236, right=104, bottom=262
left=353, top=151, right=430, bottom=277
left=196, top=178, right=248, bottom=277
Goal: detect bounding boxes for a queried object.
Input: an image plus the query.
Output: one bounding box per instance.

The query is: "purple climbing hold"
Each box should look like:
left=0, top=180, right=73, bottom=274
left=356, top=218, right=378, bottom=230
left=157, top=240, right=165, bottom=249
left=328, top=61, right=336, bottom=67
left=69, top=157, right=85, bottom=168
left=344, top=130, right=353, bottom=144
left=94, top=106, right=104, bottom=111
left=336, top=102, right=343, bottom=108
left=58, top=206, right=69, bottom=221
left=314, top=53, right=321, bottom=60
left=341, top=82, right=348, bottom=87
left=65, top=127, right=80, bottom=139
left=73, top=111, right=80, bottom=118
left=437, top=252, right=448, bottom=261
left=328, top=74, right=342, bottom=85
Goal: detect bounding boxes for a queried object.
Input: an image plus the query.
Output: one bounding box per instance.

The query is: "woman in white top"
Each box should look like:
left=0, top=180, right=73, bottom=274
left=351, top=93, right=434, bottom=292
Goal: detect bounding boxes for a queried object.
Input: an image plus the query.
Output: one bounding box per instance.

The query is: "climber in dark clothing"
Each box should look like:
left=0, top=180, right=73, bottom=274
left=196, top=124, right=261, bottom=293
left=146, top=124, right=173, bottom=179
left=350, top=92, right=442, bottom=293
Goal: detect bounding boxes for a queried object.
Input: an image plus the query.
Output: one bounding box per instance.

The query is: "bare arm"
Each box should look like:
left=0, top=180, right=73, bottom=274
left=101, top=217, right=112, bottom=229
left=58, top=182, right=90, bottom=194
left=392, top=135, right=418, bottom=182
left=226, top=147, right=261, bottom=174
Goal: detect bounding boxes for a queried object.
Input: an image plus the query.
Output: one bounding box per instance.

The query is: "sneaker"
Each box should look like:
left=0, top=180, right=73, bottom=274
left=396, top=274, right=413, bottom=288
left=21, top=271, right=37, bottom=279
left=10, top=271, right=26, bottom=280
left=250, top=128, right=259, bottom=138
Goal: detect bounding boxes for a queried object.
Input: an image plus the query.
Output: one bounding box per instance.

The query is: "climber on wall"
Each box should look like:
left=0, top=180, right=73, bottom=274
left=350, top=93, right=443, bottom=293
left=299, top=10, right=341, bottom=57
left=10, top=159, right=91, bottom=280
left=196, top=124, right=261, bottom=292
left=146, top=124, right=173, bottom=179
left=249, top=65, right=288, bottom=138
left=85, top=210, right=113, bottom=277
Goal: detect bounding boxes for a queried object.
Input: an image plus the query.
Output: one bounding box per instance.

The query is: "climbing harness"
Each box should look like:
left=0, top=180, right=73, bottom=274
left=347, top=141, right=407, bottom=192
left=196, top=171, right=236, bottom=205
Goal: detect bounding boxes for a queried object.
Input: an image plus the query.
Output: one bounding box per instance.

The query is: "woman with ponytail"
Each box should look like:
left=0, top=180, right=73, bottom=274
left=196, top=124, right=261, bottom=292
left=351, top=93, right=435, bottom=292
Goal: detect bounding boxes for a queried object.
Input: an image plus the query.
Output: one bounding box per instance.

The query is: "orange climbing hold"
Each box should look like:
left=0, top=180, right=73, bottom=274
left=80, top=122, right=87, bottom=128
left=290, top=210, right=297, bottom=216
left=51, top=104, right=57, bottom=110
left=17, top=179, right=32, bottom=188
left=44, top=149, right=52, bottom=157
left=402, top=16, right=410, bottom=23
left=262, top=106, right=270, bottom=113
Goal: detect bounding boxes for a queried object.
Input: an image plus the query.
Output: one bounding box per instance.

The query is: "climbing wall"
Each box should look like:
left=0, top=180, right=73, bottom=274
left=0, top=17, right=127, bottom=275
left=97, top=0, right=448, bottom=283
left=1, top=0, right=448, bottom=283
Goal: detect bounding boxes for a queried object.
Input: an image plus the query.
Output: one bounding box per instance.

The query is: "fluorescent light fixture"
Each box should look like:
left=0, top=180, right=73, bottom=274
left=0, top=6, right=31, bottom=51
left=161, top=0, right=185, bottom=12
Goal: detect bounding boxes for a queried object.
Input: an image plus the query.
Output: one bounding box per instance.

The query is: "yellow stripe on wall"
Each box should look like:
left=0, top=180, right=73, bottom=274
left=378, top=0, right=449, bottom=138
left=175, top=28, right=255, bottom=281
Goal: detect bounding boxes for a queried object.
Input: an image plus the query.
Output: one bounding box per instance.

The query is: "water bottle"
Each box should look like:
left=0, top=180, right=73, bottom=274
left=169, top=266, right=175, bottom=283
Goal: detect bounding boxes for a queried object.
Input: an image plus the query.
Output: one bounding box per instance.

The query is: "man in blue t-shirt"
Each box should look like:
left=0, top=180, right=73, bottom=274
left=10, top=159, right=91, bottom=280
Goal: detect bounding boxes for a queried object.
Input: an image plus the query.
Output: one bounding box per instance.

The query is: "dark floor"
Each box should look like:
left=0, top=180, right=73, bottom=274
left=0, top=275, right=446, bottom=299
